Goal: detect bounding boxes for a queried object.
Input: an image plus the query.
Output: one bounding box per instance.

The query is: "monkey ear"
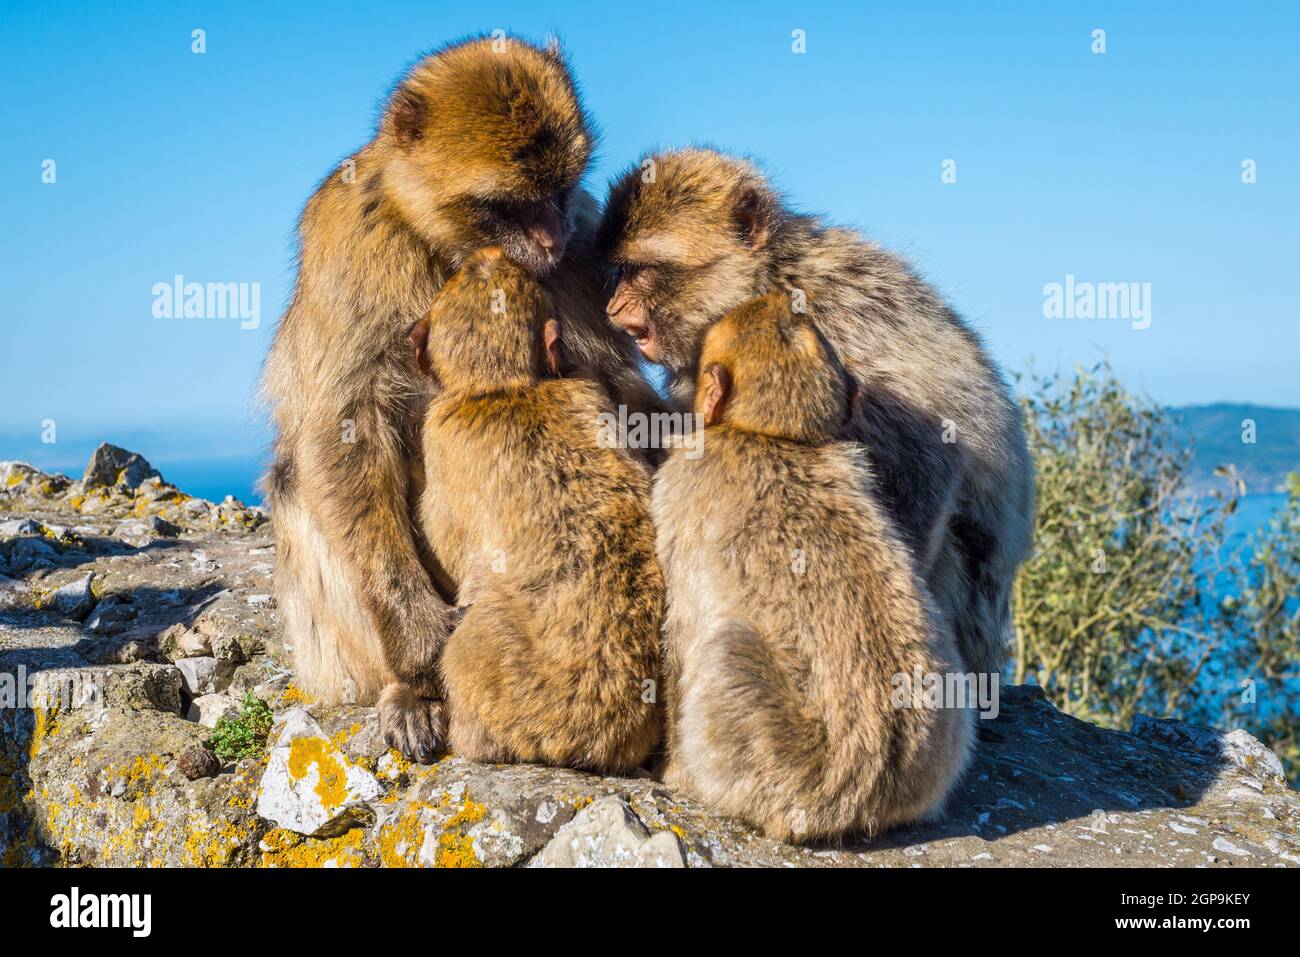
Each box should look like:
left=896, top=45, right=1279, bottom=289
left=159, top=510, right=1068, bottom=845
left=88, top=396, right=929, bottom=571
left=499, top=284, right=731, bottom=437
left=543, top=35, right=563, bottom=61
left=732, top=187, right=771, bottom=249
left=389, top=86, right=427, bottom=147
left=701, top=363, right=731, bottom=427
left=409, top=318, right=433, bottom=375
left=543, top=319, right=562, bottom=377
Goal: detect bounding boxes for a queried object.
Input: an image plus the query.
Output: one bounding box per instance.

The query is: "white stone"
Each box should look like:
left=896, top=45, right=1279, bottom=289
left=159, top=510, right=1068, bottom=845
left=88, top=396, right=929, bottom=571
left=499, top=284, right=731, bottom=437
left=1221, top=728, right=1287, bottom=784
left=1211, top=836, right=1253, bottom=857
left=48, top=572, right=96, bottom=620
left=186, top=694, right=241, bottom=728
left=528, top=797, right=686, bottom=868
left=256, top=708, right=385, bottom=837
left=175, top=656, right=222, bottom=696
left=0, top=518, right=43, bottom=538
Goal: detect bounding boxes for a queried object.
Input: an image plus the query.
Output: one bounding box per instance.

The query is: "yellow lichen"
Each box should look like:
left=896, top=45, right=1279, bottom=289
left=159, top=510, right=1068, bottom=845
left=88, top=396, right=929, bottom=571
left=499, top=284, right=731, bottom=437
left=434, top=830, right=481, bottom=868
left=259, top=827, right=366, bottom=868
left=287, top=737, right=348, bottom=811
left=376, top=802, right=430, bottom=868
left=184, top=817, right=258, bottom=867
left=279, top=684, right=314, bottom=706
left=28, top=708, right=60, bottom=759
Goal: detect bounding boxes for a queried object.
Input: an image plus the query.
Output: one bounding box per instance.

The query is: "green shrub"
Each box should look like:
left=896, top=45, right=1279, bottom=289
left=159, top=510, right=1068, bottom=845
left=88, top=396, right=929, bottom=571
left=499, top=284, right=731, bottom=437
left=1010, top=362, right=1300, bottom=781
left=208, top=692, right=274, bottom=761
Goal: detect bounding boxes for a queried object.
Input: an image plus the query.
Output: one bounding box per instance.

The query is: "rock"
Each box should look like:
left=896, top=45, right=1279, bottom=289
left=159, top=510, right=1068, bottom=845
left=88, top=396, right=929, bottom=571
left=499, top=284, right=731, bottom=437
left=175, top=656, right=219, bottom=696
left=160, top=624, right=212, bottom=659
left=186, top=693, right=242, bottom=728
left=0, top=575, right=29, bottom=611
left=1220, top=728, right=1288, bottom=784
left=174, top=657, right=237, bottom=696
left=99, top=662, right=185, bottom=714
left=5, top=536, right=59, bottom=572
left=0, top=518, right=43, bottom=539
left=82, top=443, right=161, bottom=490
left=1132, top=715, right=1288, bottom=786
left=3, top=705, right=264, bottom=866
left=84, top=596, right=137, bottom=635
left=529, top=797, right=687, bottom=868
left=44, top=572, right=96, bottom=620
left=256, top=708, right=385, bottom=837
left=177, top=745, right=222, bottom=780
left=113, top=515, right=183, bottom=547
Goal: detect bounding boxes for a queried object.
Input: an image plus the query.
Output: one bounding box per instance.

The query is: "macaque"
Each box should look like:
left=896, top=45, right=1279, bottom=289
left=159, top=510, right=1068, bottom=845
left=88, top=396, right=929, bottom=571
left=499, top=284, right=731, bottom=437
left=597, top=148, right=1035, bottom=676
left=261, top=37, right=660, bottom=761
left=653, top=293, right=973, bottom=842
left=411, top=248, right=662, bottom=772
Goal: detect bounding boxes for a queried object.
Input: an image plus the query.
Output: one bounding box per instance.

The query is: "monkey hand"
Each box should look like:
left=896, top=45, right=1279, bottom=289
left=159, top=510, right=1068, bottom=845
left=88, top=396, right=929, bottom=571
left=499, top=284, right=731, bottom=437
left=378, top=681, right=447, bottom=764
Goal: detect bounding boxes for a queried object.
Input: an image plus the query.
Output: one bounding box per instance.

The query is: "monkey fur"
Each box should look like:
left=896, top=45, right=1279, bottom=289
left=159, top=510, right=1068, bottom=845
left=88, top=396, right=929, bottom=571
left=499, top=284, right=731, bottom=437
left=260, top=36, right=662, bottom=761
left=653, top=292, right=974, bottom=842
left=598, top=147, right=1035, bottom=676
left=411, top=248, right=663, bottom=773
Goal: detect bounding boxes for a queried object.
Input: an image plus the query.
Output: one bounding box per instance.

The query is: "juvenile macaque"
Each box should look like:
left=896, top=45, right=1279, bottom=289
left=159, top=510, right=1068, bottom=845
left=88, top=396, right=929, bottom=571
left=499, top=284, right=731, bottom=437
left=598, top=148, right=1035, bottom=676
left=411, top=248, right=662, bottom=772
left=261, top=37, right=660, bottom=761
left=653, top=293, right=973, bottom=842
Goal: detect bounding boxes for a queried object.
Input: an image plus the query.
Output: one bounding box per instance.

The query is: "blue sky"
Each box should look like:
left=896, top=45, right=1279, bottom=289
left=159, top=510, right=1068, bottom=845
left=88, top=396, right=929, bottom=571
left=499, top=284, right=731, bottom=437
left=2, top=1, right=1297, bottom=491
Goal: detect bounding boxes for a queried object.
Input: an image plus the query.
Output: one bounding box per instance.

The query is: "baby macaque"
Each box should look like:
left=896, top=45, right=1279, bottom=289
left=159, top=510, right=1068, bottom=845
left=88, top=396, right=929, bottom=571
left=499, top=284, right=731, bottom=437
left=653, top=292, right=973, bottom=842
left=412, top=248, right=662, bottom=772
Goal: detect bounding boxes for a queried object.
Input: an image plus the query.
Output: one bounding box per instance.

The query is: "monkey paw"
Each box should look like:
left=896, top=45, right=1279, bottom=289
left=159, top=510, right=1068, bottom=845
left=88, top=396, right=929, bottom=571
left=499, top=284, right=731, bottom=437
left=378, top=682, right=447, bottom=764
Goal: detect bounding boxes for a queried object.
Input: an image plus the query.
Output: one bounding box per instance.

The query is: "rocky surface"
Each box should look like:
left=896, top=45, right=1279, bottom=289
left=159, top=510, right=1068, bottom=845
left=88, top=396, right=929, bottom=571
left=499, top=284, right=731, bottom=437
left=1, top=447, right=1297, bottom=868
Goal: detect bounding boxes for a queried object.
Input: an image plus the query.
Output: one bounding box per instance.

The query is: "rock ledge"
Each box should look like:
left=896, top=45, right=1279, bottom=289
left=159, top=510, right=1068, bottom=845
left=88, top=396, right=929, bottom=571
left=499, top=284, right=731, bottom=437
left=1, top=452, right=1296, bottom=867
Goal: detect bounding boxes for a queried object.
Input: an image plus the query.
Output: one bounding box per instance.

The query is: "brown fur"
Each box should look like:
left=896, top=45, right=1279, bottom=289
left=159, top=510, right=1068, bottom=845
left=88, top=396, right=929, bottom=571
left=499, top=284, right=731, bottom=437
left=414, top=249, right=663, bottom=773
left=598, top=147, right=1035, bottom=675
left=261, top=36, right=661, bottom=762
left=654, top=293, right=973, bottom=843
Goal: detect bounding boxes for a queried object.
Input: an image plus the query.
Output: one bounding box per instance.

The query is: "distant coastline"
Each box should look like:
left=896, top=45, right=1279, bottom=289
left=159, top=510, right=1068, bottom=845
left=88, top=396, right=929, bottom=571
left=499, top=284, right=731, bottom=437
left=1, top=400, right=1294, bottom=512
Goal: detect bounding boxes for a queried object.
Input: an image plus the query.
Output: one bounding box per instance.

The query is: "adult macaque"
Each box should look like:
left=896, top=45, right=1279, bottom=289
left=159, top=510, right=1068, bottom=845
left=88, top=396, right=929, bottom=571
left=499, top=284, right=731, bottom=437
left=598, top=148, right=1034, bottom=675
left=261, top=37, right=659, bottom=761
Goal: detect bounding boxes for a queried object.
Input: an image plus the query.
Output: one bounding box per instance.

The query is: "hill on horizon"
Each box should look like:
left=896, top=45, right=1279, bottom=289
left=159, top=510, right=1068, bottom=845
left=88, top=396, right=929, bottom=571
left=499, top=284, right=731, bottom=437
left=1171, top=403, right=1300, bottom=495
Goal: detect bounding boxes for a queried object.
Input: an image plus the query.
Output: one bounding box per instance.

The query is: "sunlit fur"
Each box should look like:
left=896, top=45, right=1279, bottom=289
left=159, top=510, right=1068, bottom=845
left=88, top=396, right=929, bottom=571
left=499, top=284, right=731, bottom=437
left=599, top=147, right=1035, bottom=676
left=654, top=294, right=973, bottom=843
left=261, top=36, right=661, bottom=762
left=418, top=250, right=663, bottom=773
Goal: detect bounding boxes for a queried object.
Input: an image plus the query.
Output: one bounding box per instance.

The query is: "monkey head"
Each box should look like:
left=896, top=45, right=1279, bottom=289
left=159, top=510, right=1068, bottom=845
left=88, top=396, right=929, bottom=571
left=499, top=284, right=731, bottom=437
left=596, top=148, right=781, bottom=369
left=410, top=247, right=561, bottom=393
left=694, top=292, right=858, bottom=444
left=382, top=36, right=593, bottom=275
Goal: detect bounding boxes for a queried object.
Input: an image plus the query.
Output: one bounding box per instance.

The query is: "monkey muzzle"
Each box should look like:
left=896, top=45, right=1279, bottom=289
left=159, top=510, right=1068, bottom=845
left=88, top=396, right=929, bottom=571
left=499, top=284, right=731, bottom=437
left=606, top=283, right=659, bottom=362
left=514, top=200, right=567, bottom=274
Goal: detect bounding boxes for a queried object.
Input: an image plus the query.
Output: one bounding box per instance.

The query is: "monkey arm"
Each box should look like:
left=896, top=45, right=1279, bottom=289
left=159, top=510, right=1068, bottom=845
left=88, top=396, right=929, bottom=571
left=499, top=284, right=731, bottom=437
left=299, top=402, right=454, bottom=700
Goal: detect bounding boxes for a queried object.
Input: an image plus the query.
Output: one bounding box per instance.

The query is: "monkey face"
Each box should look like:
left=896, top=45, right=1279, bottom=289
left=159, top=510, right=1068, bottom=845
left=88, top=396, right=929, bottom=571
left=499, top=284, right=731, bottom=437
left=411, top=248, right=560, bottom=393
left=383, top=37, right=593, bottom=275
left=695, top=293, right=855, bottom=443
left=597, top=149, right=776, bottom=370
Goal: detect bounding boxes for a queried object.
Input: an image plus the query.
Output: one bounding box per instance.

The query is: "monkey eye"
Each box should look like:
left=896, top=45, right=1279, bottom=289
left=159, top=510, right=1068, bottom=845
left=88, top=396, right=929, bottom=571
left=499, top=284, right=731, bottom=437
left=616, top=263, right=649, bottom=286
